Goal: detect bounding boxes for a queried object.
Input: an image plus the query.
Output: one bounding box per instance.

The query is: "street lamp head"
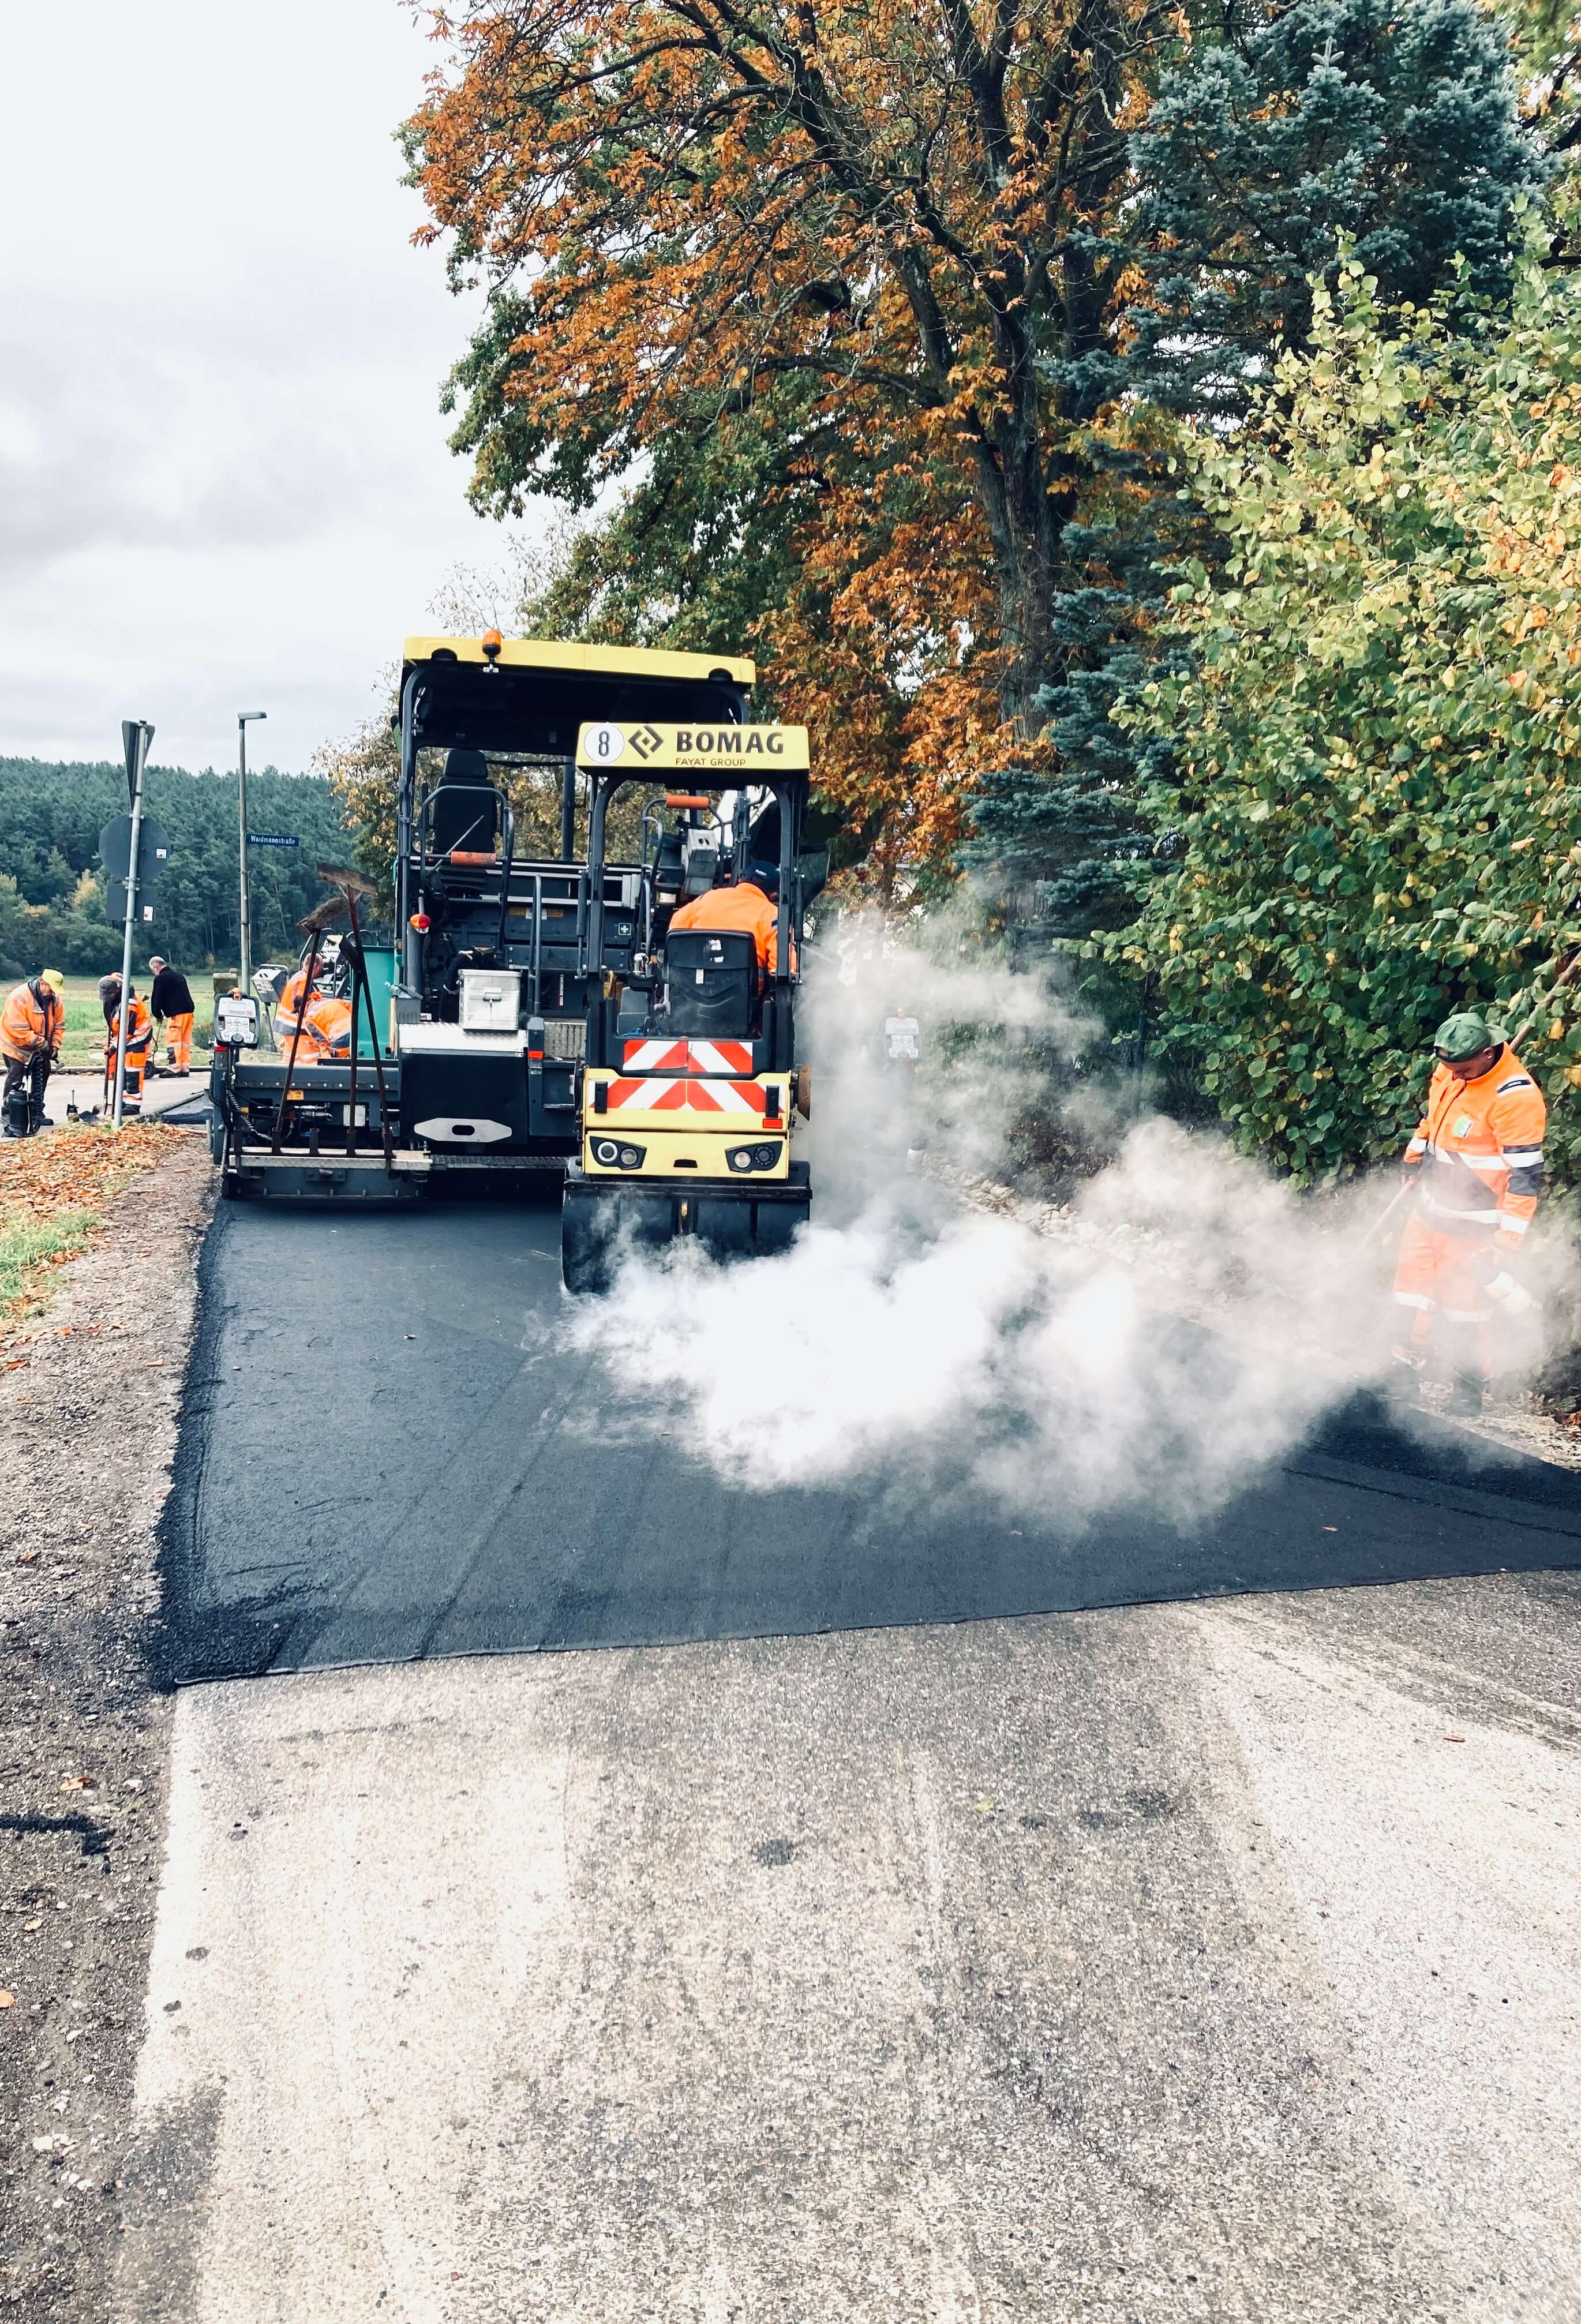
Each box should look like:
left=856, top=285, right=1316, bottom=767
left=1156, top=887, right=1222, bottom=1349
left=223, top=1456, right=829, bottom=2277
left=239, top=710, right=267, bottom=724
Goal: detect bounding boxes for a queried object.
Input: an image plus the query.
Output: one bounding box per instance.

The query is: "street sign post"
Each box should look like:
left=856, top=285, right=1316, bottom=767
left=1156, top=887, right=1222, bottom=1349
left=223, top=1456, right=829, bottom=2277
left=247, top=833, right=299, bottom=849
left=100, top=815, right=170, bottom=925
left=111, top=722, right=154, bottom=1130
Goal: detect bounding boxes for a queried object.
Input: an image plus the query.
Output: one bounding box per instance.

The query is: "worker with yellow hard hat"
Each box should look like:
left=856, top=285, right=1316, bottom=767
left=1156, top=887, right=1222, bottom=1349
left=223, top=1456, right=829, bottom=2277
left=1, top=968, right=65, bottom=1139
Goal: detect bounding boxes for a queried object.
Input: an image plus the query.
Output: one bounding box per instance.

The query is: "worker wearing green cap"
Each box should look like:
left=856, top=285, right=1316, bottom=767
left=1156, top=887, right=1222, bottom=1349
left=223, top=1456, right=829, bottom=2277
left=1393, top=1010, right=1546, bottom=1412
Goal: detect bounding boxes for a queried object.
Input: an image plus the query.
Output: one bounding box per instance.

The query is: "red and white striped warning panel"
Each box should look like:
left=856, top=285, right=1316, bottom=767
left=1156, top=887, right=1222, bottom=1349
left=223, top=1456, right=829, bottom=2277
left=604, top=1077, right=771, bottom=1116
left=621, top=1038, right=754, bottom=1075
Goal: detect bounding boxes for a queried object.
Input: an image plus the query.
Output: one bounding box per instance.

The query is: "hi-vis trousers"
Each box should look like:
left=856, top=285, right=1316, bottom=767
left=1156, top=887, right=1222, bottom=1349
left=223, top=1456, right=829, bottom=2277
left=1393, top=1212, right=1491, bottom=1381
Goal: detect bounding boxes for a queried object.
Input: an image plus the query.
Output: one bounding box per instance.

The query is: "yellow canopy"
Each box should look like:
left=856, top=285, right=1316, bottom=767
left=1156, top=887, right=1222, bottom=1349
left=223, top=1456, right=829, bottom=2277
left=402, top=637, right=755, bottom=685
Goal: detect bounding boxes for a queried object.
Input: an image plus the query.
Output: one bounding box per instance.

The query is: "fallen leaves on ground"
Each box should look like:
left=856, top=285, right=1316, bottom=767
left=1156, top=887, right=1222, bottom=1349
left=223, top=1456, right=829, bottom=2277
left=0, top=1122, right=185, bottom=1328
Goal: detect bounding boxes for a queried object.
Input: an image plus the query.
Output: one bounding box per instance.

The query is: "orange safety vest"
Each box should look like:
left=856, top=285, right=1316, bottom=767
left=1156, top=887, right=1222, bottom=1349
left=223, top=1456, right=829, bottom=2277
left=1, top=981, right=62, bottom=1062
left=669, top=880, right=792, bottom=974
left=1403, top=1043, right=1546, bottom=1253
left=107, top=998, right=152, bottom=1055
left=282, top=995, right=352, bottom=1060
left=278, top=967, right=316, bottom=1020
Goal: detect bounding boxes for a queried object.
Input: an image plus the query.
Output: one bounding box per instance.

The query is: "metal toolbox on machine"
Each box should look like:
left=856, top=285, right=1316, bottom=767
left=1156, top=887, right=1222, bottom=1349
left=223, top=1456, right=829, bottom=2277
left=459, top=967, right=522, bottom=1033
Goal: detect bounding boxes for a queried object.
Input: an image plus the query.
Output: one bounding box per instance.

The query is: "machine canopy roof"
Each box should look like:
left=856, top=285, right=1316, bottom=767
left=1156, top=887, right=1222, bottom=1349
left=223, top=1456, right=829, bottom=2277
left=401, top=638, right=754, bottom=759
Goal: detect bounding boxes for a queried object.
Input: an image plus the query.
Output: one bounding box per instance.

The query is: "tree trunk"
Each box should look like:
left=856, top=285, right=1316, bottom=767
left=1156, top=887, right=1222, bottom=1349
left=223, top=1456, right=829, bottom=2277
left=980, top=411, right=1061, bottom=738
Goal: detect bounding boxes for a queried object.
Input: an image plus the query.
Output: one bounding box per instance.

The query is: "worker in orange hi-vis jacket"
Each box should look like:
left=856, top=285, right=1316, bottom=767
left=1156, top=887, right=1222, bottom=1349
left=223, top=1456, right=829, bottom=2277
left=669, top=860, right=795, bottom=975
left=2, top=969, right=64, bottom=1137
left=1393, top=1010, right=1546, bottom=1415
left=275, top=963, right=340, bottom=1053
left=106, top=988, right=154, bottom=1118
left=275, top=963, right=314, bottom=1030
left=291, top=992, right=353, bottom=1061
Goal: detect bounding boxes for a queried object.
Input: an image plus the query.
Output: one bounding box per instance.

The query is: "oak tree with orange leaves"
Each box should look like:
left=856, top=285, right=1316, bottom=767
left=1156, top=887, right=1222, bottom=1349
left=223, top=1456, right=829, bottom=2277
left=407, top=0, right=1183, bottom=888
left=408, top=0, right=1542, bottom=902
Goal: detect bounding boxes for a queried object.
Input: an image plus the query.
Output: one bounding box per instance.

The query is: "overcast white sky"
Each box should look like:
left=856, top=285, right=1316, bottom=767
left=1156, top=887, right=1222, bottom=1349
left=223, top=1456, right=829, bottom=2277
left=1, top=0, right=540, bottom=777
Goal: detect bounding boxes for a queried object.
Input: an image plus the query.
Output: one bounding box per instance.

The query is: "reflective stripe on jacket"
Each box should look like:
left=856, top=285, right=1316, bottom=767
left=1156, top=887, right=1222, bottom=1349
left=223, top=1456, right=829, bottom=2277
left=1403, top=1043, right=1546, bottom=1250
left=280, top=995, right=353, bottom=1059
left=1, top=980, right=63, bottom=1062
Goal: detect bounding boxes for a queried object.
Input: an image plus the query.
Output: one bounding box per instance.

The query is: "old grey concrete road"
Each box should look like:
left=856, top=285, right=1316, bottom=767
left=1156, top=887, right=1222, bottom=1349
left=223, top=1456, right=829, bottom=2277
left=117, top=1581, right=1581, bottom=2322
left=113, top=1190, right=1581, bottom=2319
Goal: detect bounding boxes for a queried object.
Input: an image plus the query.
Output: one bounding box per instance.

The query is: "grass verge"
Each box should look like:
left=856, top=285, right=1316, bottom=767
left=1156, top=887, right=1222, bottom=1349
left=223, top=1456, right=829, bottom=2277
left=0, top=1210, right=99, bottom=1307
left=0, top=1120, right=186, bottom=1326
left=55, top=972, right=224, bottom=1071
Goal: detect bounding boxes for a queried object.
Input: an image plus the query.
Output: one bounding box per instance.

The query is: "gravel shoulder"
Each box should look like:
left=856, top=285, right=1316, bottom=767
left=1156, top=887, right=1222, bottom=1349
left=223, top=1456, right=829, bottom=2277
left=0, top=1135, right=211, bottom=2319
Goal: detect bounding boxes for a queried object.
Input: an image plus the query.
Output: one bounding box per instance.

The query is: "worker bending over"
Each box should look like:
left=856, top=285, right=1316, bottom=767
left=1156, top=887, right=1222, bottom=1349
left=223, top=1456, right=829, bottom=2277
left=1394, top=1011, right=1546, bottom=1414
left=107, top=985, right=154, bottom=1117
left=2, top=969, right=64, bottom=1138
left=149, top=956, right=196, bottom=1073
left=276, top=963, right=352, bottom=1062
left=669, top=860, right=793, bottom=975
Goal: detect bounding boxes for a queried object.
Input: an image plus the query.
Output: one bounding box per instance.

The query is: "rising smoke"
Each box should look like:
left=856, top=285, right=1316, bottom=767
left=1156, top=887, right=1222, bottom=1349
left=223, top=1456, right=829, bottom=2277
left=562, top=910, right=1552, bottom=1529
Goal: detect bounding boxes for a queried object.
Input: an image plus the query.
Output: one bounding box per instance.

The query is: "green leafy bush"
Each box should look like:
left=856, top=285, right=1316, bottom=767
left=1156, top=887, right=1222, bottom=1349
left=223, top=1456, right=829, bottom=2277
left=1111, top=245, right=1581, bottom=1185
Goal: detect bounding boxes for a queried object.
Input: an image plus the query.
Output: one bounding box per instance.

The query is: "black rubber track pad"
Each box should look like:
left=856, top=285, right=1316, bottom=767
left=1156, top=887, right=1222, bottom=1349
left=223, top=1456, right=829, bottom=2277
left=158, top=1191, right=1581, bottom=1682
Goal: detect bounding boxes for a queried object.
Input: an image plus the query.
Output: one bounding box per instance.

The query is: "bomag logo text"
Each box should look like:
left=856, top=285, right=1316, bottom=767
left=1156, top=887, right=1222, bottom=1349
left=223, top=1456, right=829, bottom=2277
left=672, top=729, right=786, bottom=756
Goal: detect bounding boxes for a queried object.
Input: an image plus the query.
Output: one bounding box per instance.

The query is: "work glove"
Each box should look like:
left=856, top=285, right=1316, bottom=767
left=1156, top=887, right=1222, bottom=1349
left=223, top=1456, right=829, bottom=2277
left=1470, top=1243, right=1536, bottom=1313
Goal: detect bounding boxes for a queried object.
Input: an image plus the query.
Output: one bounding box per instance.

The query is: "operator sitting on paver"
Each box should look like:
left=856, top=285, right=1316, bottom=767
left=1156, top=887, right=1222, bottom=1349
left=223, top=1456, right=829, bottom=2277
left=668, top=860, right=793, bottom=976
left=1393, top=1010, right=1546, bottom=1415
left=148, top=955, right=197, bottom=1074
left=1, top=968, right=65, bottom=1138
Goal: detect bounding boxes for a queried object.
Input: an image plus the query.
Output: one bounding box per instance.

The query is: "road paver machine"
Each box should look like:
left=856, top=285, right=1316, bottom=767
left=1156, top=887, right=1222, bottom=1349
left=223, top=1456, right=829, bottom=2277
left=209, top=636, right=760, bottom=1199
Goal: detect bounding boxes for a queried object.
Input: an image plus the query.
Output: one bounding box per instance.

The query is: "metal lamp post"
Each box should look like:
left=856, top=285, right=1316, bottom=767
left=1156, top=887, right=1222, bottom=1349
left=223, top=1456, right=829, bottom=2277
left=237, top=711, right=266, bottom=995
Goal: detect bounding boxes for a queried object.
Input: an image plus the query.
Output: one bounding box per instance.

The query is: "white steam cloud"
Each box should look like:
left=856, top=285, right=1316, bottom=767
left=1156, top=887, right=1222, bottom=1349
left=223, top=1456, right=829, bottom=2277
left=563, top=910, right=1557, bottom=1527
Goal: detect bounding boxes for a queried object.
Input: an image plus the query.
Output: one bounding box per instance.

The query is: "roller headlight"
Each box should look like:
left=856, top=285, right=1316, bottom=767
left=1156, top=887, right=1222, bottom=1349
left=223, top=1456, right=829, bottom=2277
left=725, top=1140, right=784, bottom=1172
left=591, top=1136, right=646, bottom=1170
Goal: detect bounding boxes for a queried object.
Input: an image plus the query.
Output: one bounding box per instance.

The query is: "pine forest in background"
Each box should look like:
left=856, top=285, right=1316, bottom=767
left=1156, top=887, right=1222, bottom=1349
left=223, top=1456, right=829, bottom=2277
left=0, top=759, right=348, bottom=982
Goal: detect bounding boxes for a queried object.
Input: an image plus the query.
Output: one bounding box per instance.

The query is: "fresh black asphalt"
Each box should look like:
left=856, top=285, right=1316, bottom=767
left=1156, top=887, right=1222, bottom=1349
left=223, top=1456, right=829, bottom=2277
left=160, top=1187, right=1581, bottom=1681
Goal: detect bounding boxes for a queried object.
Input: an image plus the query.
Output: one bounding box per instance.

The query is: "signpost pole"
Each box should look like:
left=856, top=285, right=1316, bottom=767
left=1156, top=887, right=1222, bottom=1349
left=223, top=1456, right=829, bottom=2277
left=112, top=722, right=152, bottom=1131
left=237, top=711, right=266, bottom=1000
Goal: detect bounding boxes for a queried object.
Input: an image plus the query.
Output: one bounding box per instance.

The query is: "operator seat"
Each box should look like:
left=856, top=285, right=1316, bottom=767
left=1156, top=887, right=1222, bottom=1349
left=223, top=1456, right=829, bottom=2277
left=429, top=747, right=501, bottom=860
left=663, top=928, right=760, bottom=1040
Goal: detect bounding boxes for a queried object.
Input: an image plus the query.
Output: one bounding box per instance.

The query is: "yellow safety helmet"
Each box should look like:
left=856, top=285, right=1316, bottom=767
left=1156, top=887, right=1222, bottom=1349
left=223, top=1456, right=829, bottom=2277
left=39, top=969, right=65, bottom=995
